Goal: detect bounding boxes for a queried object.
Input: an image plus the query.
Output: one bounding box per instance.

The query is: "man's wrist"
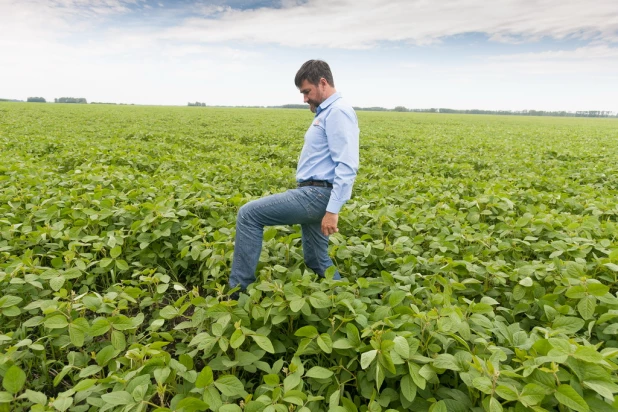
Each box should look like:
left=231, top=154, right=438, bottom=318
left=326, top=200, right=344, bottom=214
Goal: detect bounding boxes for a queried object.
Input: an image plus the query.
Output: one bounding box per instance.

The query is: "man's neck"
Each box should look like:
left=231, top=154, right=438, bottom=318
left=320, top=88, right=337, bottom=104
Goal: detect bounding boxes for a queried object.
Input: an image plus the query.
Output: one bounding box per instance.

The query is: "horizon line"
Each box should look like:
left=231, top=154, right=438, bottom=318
left=2, top=99, right=617, bottom=115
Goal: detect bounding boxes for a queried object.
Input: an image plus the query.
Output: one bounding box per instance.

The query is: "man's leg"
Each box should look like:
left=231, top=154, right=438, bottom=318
left=301, top=222, right=341, bottom=280
left=229, top=187, right=324, bottom=291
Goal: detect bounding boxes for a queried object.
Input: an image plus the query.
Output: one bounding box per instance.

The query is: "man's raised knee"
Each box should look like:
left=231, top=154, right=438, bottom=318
left=238, top=202, right=255, bottom=220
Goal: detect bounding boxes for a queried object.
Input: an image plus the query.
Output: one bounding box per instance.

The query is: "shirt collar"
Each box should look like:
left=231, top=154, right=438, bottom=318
left=316, top=92, right=341, bottom=115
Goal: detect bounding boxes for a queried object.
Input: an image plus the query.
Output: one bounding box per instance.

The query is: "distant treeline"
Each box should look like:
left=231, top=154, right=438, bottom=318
left=55, top=97, right=87, bottom=104
left=406, top=108, right=617, bottom=118
left=4, top=98, right=616, bottom=117
left=280, top=105, right=617, bottom=117
left=8, top=97, right=88, bottom=104
left=272, top=104, right=616, bottom=117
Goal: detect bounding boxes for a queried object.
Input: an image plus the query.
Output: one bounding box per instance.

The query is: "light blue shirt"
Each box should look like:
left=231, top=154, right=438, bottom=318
left=296, top=92, right=359, bottom=214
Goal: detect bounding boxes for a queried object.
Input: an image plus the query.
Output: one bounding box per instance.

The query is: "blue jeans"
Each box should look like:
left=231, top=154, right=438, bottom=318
left=229, top=186, right=341, bottom=291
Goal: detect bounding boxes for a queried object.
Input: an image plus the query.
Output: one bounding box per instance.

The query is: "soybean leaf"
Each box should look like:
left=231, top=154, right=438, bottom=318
left=555, top=385, right=589, bottom=412
left=305, top=366, right=333, bottom=379
left=519, top=383, right=546, bottom=407
left=176, top=397, right=210, bottom=412
left=214, top=375, right=247, bottom=397
left=196, top=367, right=213, bottom=388
left=401, top=374, right=417, bottom=402
left=101, top=391, right=134, bottom=405
left=250, top=335, right=274, bottom=353
left=44, top=315, right=69, bottom=329
left=52, top=397, right=73, bottom=412
left=361, top=350, right=377, bottom=369
left=294, top=326, right=318, bottom=338
left=2, top=366, right=26, bottom=394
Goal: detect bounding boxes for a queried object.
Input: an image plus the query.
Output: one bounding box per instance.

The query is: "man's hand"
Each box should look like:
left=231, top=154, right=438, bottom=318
left=321, top=212, right=339, bottom=236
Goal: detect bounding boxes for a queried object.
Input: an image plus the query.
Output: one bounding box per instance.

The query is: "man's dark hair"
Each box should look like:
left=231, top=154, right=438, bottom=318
left=295, top=60, right=335, bottom=88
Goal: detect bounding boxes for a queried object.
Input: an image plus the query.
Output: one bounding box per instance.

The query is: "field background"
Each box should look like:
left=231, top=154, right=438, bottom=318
left=1, top=103, right=617, bottom=412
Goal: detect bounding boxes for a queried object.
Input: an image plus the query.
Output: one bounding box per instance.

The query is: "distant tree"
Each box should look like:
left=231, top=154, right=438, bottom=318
left=188, top=101, right=207, bottom=107
left=393, top=106, right=408, bottom=112
left=27, top=97, right=46, bottom=103
left=274, top=104, right=308, bottom=109
left=353, top=106, right=389, bottom=111
left=56, top=97, right=87, bottom=104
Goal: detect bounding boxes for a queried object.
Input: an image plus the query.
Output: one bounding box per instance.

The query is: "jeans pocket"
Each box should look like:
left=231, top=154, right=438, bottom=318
left=310, top=186, right=326, bottom=199
left=302, top=187, right=329, bottom=219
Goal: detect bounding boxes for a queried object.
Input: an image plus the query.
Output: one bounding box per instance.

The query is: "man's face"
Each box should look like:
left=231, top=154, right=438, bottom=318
left=299, top=79, right=325, bottom=113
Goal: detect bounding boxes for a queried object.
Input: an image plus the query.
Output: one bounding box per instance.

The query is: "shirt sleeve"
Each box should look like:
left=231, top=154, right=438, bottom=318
left=324, top=107, right=360, bottom=213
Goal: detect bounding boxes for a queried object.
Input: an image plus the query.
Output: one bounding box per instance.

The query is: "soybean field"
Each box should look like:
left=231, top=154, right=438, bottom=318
left=1, top=102, right=618, bottom=412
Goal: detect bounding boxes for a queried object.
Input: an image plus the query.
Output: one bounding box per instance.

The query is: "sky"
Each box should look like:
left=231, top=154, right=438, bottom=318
left=1, top=0, right=617, bottom=112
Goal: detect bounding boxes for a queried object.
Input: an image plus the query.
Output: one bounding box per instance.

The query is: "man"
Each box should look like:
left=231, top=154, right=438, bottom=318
left=228, top=59, right=359, bottom=297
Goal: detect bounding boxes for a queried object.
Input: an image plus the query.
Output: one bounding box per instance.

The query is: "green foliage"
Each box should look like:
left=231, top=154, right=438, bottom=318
left=1, top=103, right=618, bottom=411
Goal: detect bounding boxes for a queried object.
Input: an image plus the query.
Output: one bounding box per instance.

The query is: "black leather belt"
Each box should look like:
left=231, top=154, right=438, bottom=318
left=297, top=180, right=333, bottom=188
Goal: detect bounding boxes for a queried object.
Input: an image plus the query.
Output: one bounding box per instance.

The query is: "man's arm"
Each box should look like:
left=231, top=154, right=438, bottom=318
left=322, top=107, right=359, bottom=235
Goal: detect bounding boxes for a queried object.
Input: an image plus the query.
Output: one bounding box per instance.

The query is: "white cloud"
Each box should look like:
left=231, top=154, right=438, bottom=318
left=3, top=0, right=617, bottom=50
left=157, top=0, right=618, bottom=48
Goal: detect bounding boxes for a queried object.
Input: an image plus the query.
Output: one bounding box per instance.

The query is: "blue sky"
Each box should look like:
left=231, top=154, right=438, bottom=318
left=1, top=0, right=617, bottom=111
